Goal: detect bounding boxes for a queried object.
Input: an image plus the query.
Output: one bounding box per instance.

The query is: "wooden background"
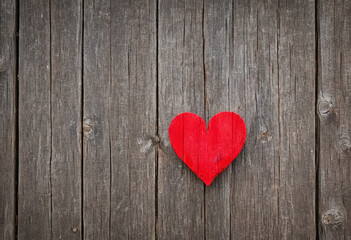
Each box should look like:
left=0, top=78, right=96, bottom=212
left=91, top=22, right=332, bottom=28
left=1, top=0, right=350, bottom=239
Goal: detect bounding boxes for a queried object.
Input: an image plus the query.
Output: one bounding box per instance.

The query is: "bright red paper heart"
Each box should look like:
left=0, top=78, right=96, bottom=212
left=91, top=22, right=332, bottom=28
left=169, top=112, right=246, bottom=186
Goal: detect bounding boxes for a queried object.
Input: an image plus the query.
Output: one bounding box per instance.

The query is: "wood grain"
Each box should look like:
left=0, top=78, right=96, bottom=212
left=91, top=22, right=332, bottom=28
left=230, top=0, right=316, bottom=239
left=277, top=1, right=316, bottom=238
left=51, top=0, right=82, bottom=239
left=230, top=1, right=281, bottom=238
left=109, top=0, right=157, bottom=239
left=4, top=0, right=351, bottom=238
left=318, top=0, right=351, bottom=239
left=18, top=0, right=51, bottom=239
left=158, top=0, right=205, bottom=239
left=203, top=0, right=232, bottom=239
left=0, top=0, right=16, bottom=238
left=83, top=0, right=111, bottom=239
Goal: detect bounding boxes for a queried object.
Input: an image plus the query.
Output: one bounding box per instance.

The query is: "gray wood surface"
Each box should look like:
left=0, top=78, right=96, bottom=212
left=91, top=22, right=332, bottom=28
left=158, top=0, right=205, bottom=239
left=204, top=0, right=316, bottom=239
left=83, top=0, right=111, bottom=239
left=18, top=0, right=51, bottom=239
left=0, top=0, right=16, bottom=239
left=109, top=0, right=157, bottom=239
left=2, top=0, right=351, bottom=239
left=231, top=0, right=316, bottom=238
left=203, top=1, right=232, bottom=239
left=51, top=0, right=82, bottom=239
left=318, top=0, right=351, bottom=239
left=275, top=1, right=316, bottom=238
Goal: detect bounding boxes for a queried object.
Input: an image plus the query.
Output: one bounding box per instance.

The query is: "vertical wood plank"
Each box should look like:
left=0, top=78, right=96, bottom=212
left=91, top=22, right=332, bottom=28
left=83, top=0, right=111, bottom=239
left=158, top=0, right=205, bottom=239
left=51, top=0, right=82, bottom=239
left=203, top=0, right=232, bottom=239
left=230, top=1, right=280, bottom=238
left=230, top=0, right=316, bottom=239
left=109, top=0, right=157, bottom=239
left=0, top=0, right=16, bottom=238
left=277, top=1, right=316, bottom=238
left=318, top=0, right=351, bottom=238
left=18, top=0, right=51, bottom=239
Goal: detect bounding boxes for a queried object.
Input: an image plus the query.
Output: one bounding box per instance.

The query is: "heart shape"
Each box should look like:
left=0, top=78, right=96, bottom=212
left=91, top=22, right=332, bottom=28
left=169, top=112, right=246, bottom=185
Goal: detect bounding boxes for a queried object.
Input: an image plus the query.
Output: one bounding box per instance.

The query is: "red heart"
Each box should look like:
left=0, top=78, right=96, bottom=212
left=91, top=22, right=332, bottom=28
left=169, top=112, right=246, bottom=186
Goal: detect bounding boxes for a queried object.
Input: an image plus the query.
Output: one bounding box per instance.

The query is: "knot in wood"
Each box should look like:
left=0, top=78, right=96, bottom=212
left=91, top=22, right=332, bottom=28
left=152, top=135, right=160, bottom=146
left=259, top=126, right=271, bottom=142
left=83, top=119, right=93, bottom=138
left=0, top=57, right=4, bottom=72
left=260, top=130, right=269, bottom=139
left=318, top=99, right=333, bottom=115
left=137, top=137, right=153, bottom=153
left=322, top=209, right=343, bottom=227
left=339, top=135, right=351, bottom=153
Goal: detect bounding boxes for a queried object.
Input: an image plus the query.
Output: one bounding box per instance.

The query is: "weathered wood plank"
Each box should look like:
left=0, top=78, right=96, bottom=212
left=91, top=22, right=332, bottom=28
left=277, top=1, right=316, bottom=238
left=109, top=0, right=157, bottom=239
left=230, top=1, right=280, bottom=238
left=203, top=0, right=232, bottom=239
left=83, top=0, right=111, bottom=239
left=318, top=0, right=351, bottom=238
left=51, top=0, right=82, bottom=239
left=0, top=0, right=16, bottom=238
left=230, top=0, right=316, bottom=239
left=18, top=0, right=51, bottom=239
left=158, top=0, right=205, bottom=239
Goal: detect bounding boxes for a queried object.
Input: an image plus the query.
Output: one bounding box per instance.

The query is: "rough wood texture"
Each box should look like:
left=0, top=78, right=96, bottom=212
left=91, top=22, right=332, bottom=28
left=277, top=1, right=316, bottom=238
left=318, top=0, right=351, bottom=239
left=203, top=1, right=232, bottom=239
left=51, top=0, right=82, bottom=239
left=18, top=0, right=51, bottom=239
left=2, top=0, right=351, bottom=239
left=230, top=2, right=280, bottom=238
left=229, top=0, right=316, bottom=239
left=83, top=0, right=111, bottom=239
left=0, top=0, right=16, bottom=239
left=109, top=0, right=157, bottom=239
left=158, top=0, right=205, bottom=239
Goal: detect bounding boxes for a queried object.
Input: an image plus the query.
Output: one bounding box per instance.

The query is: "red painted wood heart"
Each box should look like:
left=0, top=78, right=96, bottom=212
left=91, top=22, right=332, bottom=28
left=169, top=112, right=246, bottom=186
